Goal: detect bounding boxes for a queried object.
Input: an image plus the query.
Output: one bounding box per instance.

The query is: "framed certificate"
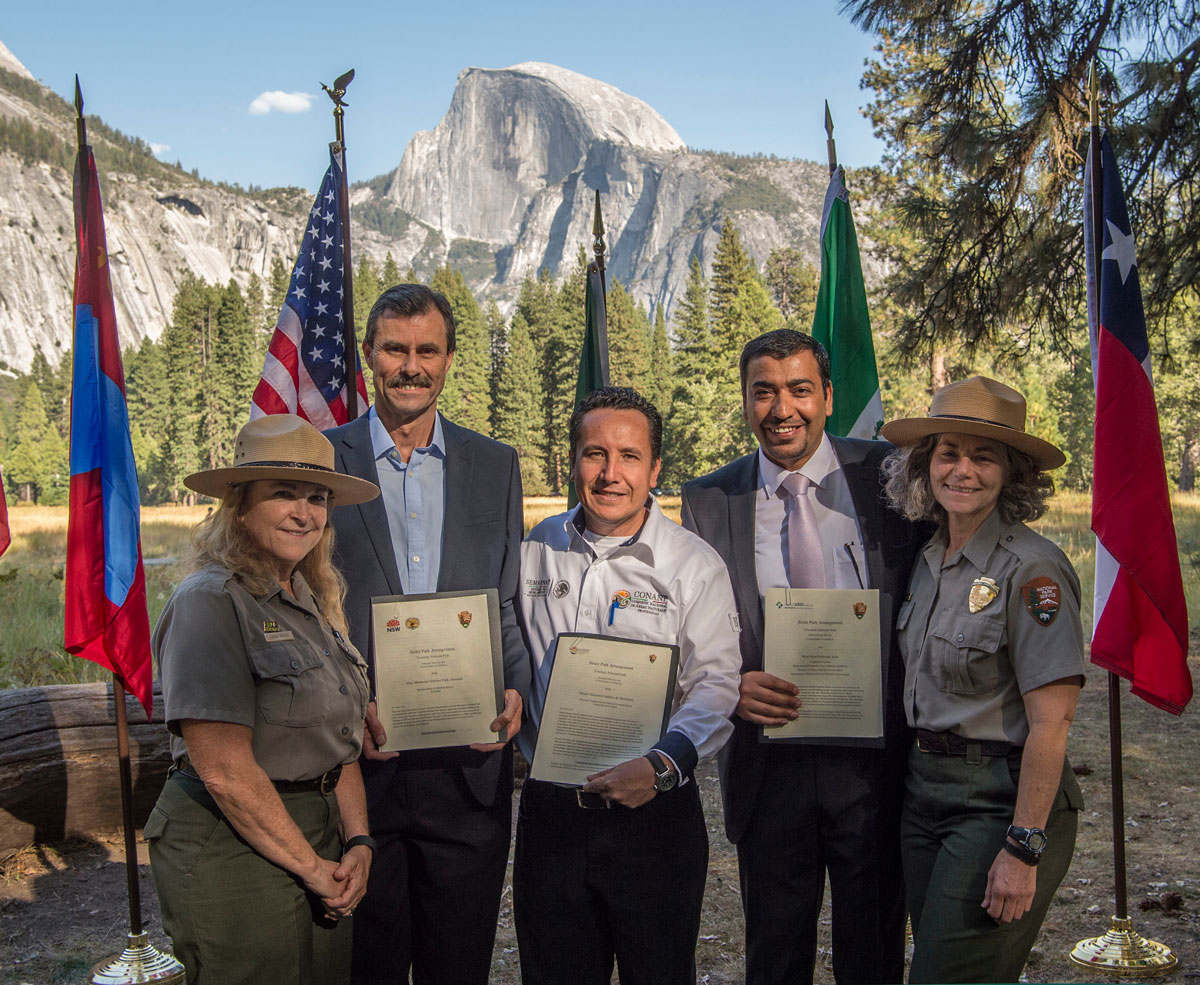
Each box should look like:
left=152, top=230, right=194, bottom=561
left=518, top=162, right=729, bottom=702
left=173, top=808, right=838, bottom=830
left=529, top=633, right=679, bottom=786
left=762, top=587, right=883, bottom=741
left=370, top=589, right=504, bottom=751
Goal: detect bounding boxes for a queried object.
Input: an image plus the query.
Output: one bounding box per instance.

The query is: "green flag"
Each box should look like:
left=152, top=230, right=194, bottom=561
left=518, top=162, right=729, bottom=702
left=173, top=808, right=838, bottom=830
left=811, top=166, right=884, bottom=439
left=568, top=261, right=610, bottom=507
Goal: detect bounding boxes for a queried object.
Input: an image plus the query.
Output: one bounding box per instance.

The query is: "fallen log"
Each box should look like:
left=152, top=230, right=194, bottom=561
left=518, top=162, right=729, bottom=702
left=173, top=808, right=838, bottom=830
left=0, top=682, right=171, bottom=857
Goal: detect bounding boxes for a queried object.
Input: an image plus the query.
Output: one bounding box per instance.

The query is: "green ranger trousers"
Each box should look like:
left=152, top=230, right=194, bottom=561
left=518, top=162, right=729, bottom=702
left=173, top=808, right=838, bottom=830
left=902, top=743, right=1084, bottom=984
left=145, top=770, right=351, bottom=985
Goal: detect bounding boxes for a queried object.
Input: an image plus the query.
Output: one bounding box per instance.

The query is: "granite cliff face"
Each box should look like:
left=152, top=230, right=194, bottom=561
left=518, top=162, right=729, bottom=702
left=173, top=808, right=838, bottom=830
left=0, top=48, right=874, bottom=372
left=364, top=61, right=863, bottom=316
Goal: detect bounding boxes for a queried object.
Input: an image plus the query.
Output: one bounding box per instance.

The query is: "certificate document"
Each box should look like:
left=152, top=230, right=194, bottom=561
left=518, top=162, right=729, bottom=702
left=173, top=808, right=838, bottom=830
left=762, top=588, right=883, bottom=741
left=529, top=633, right=679, bottom=786
left=371, top=589, right=504, bottom=752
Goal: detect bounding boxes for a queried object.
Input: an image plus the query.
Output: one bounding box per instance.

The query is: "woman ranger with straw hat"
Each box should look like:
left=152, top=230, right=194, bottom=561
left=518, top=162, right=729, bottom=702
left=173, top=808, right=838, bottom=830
left=143, top=415, right=380, bottom=985
left=880, top=377, right=1086, bottom=984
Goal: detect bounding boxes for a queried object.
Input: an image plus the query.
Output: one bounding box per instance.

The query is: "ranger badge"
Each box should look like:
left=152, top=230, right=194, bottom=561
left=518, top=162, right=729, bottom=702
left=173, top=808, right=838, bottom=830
left=968, top=577, right=1000, bottom=614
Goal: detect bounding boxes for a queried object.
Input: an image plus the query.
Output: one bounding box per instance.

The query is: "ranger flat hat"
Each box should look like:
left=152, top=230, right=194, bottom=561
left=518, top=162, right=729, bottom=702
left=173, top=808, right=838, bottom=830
left=880, top=376, right=1066, bottom=470
left=184, top=414, right=379, bottom=504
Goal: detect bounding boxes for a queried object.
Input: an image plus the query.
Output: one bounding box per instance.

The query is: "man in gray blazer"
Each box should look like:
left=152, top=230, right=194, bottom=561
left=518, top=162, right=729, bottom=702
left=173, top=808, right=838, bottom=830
left=326, top=284, right=528, bottom=985
left=681, top=329, right=925, bottom=985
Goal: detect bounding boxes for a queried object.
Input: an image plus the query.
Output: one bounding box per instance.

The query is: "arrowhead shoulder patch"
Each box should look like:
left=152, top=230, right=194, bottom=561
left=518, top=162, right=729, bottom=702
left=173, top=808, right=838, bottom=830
left=1022, top=576, right=1061, bottom=626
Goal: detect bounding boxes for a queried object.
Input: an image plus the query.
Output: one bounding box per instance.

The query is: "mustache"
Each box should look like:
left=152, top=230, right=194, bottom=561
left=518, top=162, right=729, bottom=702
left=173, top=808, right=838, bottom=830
left=386, top=373, right=432, bottom=389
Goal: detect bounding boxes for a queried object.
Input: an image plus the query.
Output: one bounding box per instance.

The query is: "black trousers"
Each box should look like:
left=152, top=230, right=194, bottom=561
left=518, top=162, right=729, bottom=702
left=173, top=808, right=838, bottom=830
left=513, top=778, right=709, bottom=985
left=351, top=768, right=511, bottom=985
left=737, top=744, right=906, bottom=985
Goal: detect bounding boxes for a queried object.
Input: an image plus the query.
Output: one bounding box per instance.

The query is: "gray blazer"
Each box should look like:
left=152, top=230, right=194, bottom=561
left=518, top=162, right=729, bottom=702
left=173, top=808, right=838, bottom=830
left=680, top=436, right=926, bottom=842
left=325, top=413, right=530, bottom=807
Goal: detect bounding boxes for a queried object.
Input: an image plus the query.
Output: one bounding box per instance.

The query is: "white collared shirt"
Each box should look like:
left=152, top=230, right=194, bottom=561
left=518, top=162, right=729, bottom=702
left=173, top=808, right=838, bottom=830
left=517, top=500, right=742, bottom=770
left=754, top=432, right=869, bottom=604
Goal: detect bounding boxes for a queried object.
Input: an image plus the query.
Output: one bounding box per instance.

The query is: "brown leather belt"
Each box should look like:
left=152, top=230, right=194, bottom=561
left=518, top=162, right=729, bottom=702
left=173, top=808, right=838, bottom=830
left=916, top=729, right=1017, bottom=758
left=173, top=755, right=342, bottom=795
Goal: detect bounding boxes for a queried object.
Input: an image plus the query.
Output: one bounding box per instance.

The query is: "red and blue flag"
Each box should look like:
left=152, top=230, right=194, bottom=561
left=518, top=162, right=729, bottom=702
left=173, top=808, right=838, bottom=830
left=1085, top=131, right=1191, bottom=714
left=65, top=141, right=153, bottom=715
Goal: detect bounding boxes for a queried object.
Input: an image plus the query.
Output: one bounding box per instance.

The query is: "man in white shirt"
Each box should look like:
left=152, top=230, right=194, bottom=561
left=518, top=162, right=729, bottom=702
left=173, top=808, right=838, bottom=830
left=514, top=386, right=742, bottom=985
left=681, top=330, right=927, bottom=985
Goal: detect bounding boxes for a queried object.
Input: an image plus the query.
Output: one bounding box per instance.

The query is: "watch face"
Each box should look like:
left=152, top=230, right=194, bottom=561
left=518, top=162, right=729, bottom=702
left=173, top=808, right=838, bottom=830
left=1027, top=830, right=1048, bottom=853
left=656, top=771, right=678, bottom=792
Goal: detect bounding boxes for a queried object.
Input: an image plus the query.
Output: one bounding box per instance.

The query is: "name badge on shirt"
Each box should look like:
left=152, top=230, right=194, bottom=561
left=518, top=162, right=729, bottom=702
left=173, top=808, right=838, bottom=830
left=264, top=630, right=295, bottom=642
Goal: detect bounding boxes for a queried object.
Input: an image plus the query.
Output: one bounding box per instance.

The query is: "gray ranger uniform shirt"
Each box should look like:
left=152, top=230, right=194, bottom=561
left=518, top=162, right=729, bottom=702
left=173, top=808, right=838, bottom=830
left=154, top=564, right=370, bottom=781
left=897, top=508, right=1086, bottom=745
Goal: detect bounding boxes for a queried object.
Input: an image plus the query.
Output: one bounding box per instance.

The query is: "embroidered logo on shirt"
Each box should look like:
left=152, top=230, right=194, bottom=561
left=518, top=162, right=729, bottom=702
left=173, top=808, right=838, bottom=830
left=969, top=577, right=1000, bottom=614
left=525, top=578, right=550, bottom=598
left=1021, top=577, right=1061, bottom=626
left=729, top=613, right=741, bottom=633
left=458, top=610, right=473, bottom=628
left=552, top=580, right=571, bottom=598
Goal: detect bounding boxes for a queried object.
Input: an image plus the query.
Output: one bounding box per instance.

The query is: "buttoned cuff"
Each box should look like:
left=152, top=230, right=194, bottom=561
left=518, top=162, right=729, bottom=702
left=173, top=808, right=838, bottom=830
left=653, top=730, right=697, bottom=778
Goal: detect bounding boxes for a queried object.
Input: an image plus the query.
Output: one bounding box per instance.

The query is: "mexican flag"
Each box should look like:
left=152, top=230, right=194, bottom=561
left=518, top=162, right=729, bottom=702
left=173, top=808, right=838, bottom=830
left=811, top=166, right=883, bottom=440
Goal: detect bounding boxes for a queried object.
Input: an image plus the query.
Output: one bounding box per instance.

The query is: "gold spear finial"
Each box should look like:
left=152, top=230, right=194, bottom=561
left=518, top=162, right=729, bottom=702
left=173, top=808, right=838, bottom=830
left=592, top=189, right=606, bottom=275
left=1089, top=60, right=1099, bottom=130
left=825, top=100, right=837, bottom=175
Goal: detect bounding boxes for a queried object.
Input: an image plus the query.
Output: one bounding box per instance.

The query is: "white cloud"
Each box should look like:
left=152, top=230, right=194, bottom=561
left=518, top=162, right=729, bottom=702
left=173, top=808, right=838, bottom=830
left=149, top=142, right=170, bottom=156
left=249, top=90, right=313, bottom=115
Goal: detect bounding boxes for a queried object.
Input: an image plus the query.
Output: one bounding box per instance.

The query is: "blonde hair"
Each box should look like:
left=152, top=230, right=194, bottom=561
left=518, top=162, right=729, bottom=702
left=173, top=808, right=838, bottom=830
left=184, top=482, right=350, bottom=634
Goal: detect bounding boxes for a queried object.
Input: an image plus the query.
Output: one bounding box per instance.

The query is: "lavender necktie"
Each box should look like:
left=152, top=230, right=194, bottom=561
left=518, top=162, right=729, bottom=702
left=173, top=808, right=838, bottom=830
left=782, top=472, right=826, bottom=589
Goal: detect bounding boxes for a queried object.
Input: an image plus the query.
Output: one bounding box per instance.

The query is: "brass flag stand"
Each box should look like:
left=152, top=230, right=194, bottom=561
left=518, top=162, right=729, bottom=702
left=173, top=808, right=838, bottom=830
left=1068, top=62, right=1177, bottom=978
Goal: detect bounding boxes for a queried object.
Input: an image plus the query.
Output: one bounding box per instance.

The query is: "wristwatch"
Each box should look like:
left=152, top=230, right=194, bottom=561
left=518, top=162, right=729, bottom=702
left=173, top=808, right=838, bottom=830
left=645, top=751, right=678, bottom=792
left=1004, top=825, right=1047, bottom=866
left=342, top=834, right=378, bottom=860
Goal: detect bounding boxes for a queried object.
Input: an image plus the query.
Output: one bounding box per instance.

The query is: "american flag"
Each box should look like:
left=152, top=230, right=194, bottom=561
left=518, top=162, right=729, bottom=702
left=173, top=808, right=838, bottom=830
left=1086, top=130, right=1191, bottom=714
left=251, top=145, right=368, bottom=427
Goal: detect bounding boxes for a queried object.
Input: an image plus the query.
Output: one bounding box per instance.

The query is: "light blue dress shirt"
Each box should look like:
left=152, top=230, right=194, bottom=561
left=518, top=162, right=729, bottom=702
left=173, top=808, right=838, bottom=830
left=367, top=406, right=446, bottom=594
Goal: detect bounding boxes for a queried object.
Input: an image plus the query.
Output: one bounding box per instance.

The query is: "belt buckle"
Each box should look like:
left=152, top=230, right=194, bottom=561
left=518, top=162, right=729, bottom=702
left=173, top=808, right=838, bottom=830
left=575, top=789, right=611, bottom=810
left=318, top=771, right=337, bottom=795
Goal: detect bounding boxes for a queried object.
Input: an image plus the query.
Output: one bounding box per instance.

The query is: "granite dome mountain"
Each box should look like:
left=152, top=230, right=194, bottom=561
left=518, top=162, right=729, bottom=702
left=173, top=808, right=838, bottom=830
left=0, top=47, right=863, bottom=373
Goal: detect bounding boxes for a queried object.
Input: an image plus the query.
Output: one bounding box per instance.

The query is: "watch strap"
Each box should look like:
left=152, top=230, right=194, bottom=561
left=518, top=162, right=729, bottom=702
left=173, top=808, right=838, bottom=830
left=342, top=834, right=377, bottom=860
left=645, top=751, right=677, bottom=791
left=1002, top=840, right=1040, bottom=866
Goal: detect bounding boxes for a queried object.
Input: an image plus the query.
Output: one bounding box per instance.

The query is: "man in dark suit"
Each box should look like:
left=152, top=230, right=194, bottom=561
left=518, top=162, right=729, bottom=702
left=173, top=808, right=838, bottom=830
left=326, top=284, right=528, bottom=985
left=681, top=329, right=925, bottom=985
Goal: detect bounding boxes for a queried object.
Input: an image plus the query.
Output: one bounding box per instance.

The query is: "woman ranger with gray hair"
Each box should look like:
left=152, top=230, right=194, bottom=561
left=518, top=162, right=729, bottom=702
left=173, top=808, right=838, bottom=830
left=144, top=415, right=380, bottom=985
left=880, top=377, right=1085, bottom=984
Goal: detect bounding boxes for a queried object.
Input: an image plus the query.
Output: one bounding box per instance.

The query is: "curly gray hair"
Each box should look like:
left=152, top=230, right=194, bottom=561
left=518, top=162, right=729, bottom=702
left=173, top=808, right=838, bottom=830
left=882, top=434, right=1055, bottom=525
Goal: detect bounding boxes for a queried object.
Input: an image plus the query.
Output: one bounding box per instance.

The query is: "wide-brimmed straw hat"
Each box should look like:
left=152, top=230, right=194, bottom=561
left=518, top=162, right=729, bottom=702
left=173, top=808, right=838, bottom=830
left=184, top=415, right=379, bottom=504
left=880, top=376, right=1066, bottom=470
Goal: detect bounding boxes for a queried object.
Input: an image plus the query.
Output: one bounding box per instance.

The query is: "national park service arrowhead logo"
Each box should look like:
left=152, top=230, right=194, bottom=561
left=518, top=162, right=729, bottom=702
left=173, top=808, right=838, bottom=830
left=852, top=601, right=867, bottom=620
left=648, top=653, right=658, bottom=663
left=405, top=617, right=420, bottom=629
left=458, top=610, right=473, bottom=628
left=1021, top=576, right=1061, bottom=626
left=969, top=577, right=1000, bottom=614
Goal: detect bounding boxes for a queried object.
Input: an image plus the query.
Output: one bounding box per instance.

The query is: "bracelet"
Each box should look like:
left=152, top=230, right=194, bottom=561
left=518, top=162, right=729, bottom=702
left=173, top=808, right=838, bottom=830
left=342, top=834, right=377, bottom=860
left=1002, top=840, right=1040, bottom=867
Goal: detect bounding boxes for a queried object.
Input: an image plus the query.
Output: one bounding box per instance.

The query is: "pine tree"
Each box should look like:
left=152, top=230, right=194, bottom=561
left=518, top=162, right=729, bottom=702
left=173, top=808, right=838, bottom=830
left=203, top=280, right=258, bottom=470
left=268, top=255, right=291, bottom=316
left=429, top=266, right=491, bottom=433
left=649, top=302, right=673, bottom=418
left=161, top=274, right=212, bottom=502
left=381, top=252, right=402, bottom=287
left=709, top=217, right=782, bottom=371
left=352, top=255, right=381, bottom=349
left=492, top=315, right=549, bottom=494
left=673, top=255, right=714, bottom=379
left=605, top=278, right=653, bottom=396
left=7, top=381, right=64, bottom=503
left=766, top=247, right=820, bottom=325
left=485, top=298, right=507, bottom=418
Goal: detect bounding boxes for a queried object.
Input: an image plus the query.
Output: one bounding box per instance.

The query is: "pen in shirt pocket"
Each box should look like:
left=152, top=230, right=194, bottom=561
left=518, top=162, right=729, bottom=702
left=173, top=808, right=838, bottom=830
left=843, top=543, right=866, bottom=589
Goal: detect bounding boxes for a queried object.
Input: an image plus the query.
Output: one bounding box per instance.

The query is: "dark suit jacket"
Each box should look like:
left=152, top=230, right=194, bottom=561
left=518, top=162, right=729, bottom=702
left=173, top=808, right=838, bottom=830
left=326, top=413, right=530, bottom=808
left=680, top=436, right=926, bottom=843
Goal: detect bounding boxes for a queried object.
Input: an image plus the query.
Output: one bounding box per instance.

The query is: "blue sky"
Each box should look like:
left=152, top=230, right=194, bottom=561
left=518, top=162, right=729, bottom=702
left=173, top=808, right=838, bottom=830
left=4, top=1, right=885, bottom=192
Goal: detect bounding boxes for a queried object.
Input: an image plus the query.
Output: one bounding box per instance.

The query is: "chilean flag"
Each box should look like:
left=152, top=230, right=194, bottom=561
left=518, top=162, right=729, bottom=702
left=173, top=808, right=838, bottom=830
left=1086, top=131, right=1191, bottom=715
left=64, top=141, right=153, bottom=715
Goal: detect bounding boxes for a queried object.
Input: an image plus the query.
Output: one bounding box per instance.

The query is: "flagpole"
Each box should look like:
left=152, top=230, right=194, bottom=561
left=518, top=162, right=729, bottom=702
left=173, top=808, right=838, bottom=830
left=74, top=77, right=185, bottom=985
left=1069, top=62, right=1176, bottom=976
left=322, top=70, right=359, bottom=420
